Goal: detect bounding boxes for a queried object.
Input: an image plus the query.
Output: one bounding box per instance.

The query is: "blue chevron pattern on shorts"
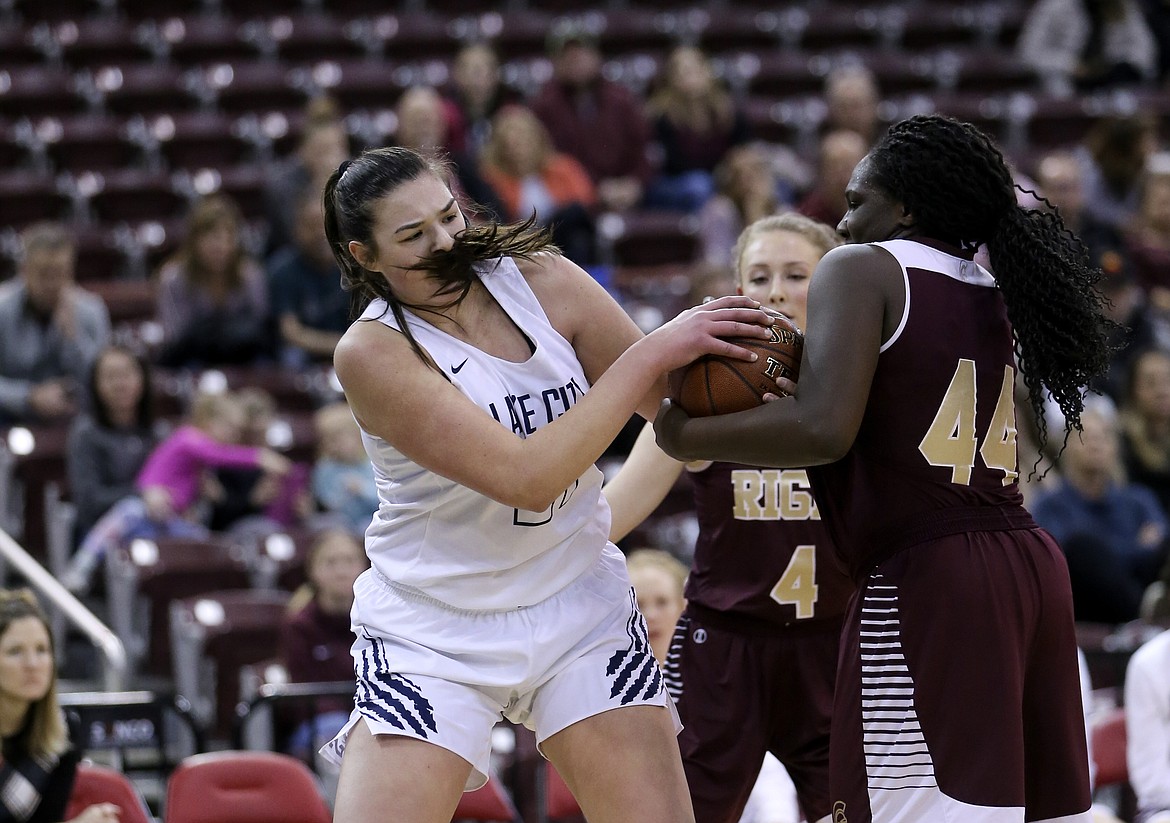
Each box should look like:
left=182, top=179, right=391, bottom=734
left=605, top=589, right=665, bottom=705
left=355, top=631, right=437, bottom=738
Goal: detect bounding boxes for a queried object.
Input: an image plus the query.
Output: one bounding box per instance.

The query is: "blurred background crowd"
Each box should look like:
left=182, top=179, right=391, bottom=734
left=4, top=0, right=1170, bottom=819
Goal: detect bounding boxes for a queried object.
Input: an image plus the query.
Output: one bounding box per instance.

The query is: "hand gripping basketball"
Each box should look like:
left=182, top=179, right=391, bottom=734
left=669, top=312, right=803, bottom=417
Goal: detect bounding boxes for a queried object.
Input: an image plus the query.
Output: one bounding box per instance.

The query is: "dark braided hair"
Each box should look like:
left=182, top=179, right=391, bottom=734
left=322, top=146, right=557, bottom=368
left=867, top=115, right=1115, bottom=453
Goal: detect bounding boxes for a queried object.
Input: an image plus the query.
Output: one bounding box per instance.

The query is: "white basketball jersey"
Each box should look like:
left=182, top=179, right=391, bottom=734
left=356, top=256, right=612, bottom=610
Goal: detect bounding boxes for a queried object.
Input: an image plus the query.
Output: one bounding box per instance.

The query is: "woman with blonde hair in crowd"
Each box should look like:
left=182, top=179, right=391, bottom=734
left=644, top=45, right=752, bottom=213
left=0, top=589, right=123, bottom=823
left=479, top=105, right=598, bottom=266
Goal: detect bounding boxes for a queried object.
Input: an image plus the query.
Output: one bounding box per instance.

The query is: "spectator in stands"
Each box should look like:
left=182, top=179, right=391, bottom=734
left=155, top=194, right=274, bottom=369
left=443, top=42, right=521, bottom=159
left=796, top=129, right=868, bottom=227
left=207, top=386, right=311, bottom=538
left=643, top=45, right=751, bottom=214
left=1017, top=0, right=1159, bottom=94
left=1076, top=113, right=1160, bottom=234
left=311, top=402, right=378, bottom=535
left=822, top=65, right=884, bottom=149
left=0, top=222, right=110, bottom=428
left=280, top=528, right=366, bottom=761
left=1122, top=348, right=1170, bottom=517
left=267, top=190, right=349, bottom=368
left=394, top=85, right=503, bottom=222
left=263, top=96, right=350, bottom=255
left=1126, top=155, right=1170, bottom=308
left=530, top=26, right=653, bottom=213
left=1094, top=264, right=1161, bottom=405
left=1032, top=397, right=1167, bottom=623
left=1036, top=149, right=1126, bottom=267
left=66, top=345, right=158, bottom=548
left=479, top=105, right=599, bottom=266
left=1125, top=624, right=1170, bottom=823
left=62, top=390, right=291, bottom=594
left=698, top=143, right=801, bottom=268
left=0, top=589, right=123, bottom=823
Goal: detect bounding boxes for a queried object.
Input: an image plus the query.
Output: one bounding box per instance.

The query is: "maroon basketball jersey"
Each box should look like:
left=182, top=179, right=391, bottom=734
left=687, top=461, right=854, bottom=627
left=808, top=238, right=1032, bottom=581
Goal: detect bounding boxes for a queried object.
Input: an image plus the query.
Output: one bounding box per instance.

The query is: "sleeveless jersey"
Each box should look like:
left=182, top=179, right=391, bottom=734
left=808, top=238, right=1033, bottom=581
left=687, top=462, right=853, bottom=628
left=356, top=256, right=610, bottom=610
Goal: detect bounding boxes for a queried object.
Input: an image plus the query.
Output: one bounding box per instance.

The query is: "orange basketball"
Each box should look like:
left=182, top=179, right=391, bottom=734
left=669, top=314, right=803, bottom=417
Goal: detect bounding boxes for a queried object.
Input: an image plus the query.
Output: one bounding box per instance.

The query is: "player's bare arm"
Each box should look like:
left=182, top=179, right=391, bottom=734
left=655, top=243, right=905, bottom=467
left=336, top=273, right=773, bottom=513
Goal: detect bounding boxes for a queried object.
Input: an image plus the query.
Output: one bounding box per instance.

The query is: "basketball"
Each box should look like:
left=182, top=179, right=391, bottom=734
left=669, top=314, right=804, bottom=417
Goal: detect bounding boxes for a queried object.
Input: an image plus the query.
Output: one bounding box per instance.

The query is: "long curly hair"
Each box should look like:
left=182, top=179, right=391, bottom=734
left=867, top=115, right=1115, bottom=452
left=322, top=146, right=557, bottom=368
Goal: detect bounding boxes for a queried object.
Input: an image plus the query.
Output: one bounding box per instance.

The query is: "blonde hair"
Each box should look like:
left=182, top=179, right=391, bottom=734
left=731, top=212, right=842, bottom=280
left=314, top=402, right=359, bottom=454
left=0, top=590, right=68, bottom=760
left=286, top=528, right=365, bottom=613
left=646, top=45, right=735, bottom=135
left=188, top=390, right=243, bottom=433
left=626, top=549, right=688, bottom=597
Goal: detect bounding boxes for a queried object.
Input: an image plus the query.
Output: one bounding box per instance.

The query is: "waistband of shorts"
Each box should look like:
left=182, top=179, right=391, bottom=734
left=860, top=505, right=1037, bottom=581
left=369, top=564, right=585, bottom=615
left=683, top=601, right=845, bottom=637
left=369, top=567, right=518, bottom=615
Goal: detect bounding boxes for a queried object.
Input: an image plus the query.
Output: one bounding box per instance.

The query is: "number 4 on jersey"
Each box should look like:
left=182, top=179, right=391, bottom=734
left=918, top=360, right=1018, bottom=486
left=770, top=544, right=818, bottom=619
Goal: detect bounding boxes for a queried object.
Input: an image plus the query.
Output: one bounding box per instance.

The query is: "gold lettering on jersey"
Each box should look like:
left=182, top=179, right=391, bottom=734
left=833, top=801, right=848, bottom=823
left=731, top=469, right=821, bottom=520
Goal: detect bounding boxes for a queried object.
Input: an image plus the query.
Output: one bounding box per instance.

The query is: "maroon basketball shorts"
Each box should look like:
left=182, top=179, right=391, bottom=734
left=665, top=607, right=841, bottom=823
left=830, top=527, right=1093, bottom=823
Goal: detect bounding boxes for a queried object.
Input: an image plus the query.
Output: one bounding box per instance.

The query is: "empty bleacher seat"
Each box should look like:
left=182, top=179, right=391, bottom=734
left=0, top=169, right=74, bottom=231
left=36, top=112, right=146, bottom=174
left=599, top=210, right=701, bottom=268
left=151, top=15, right=267, bottom=67
left=268, top=12, right=372, bottom=63
left=53, top=18, right=159, bottom=69
left=149, top=110, right=254, bottom=171
left=93, top=62, right=206, bottom=115
left=106, top=534, right=255, bottom=674
left=0, top=65, right=91, bottom=119
left=88, top=167, right=187, bottom=223
left=164, top=750, right=331, bottom=823
left=205, top=59, right=308, bottom=114
left=170, top=588, right=292, bottom=736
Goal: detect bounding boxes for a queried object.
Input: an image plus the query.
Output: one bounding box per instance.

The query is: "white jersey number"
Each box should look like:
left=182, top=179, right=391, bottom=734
left=769, top=544, right=818, bottom=619
left=918, top=360, right=1018, bottom=486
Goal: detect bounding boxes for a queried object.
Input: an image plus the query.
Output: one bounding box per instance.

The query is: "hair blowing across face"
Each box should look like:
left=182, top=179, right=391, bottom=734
left=322, top=146, right=557, bottom=367
left=867, top=115, right=1116, bottom=453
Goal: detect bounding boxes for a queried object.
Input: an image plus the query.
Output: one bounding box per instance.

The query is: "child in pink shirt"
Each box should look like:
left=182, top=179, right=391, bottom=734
left=63, top=390, right=290, bottom=593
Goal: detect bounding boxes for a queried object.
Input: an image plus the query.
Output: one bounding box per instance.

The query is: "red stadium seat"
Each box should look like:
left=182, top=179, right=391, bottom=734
left=453, top=779, right=522, bottom=822
left=0, top=24, right=50, bottom=66
left=165, top=750, right=331, bottom=823
left=1092, top=707, right=1128, bottom=788
left=599, top=210, right=701, bottom=268
left=65, top=763, right=153, bottom=823
left=545, top=762, right=584, bottom=822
